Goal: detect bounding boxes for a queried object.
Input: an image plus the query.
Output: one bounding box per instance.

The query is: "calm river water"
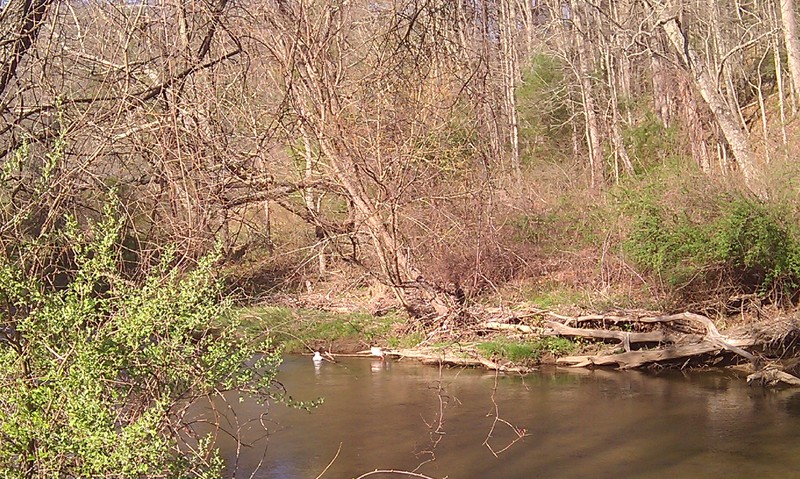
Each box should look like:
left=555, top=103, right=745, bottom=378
left=191, top=356, right=800, bottom=478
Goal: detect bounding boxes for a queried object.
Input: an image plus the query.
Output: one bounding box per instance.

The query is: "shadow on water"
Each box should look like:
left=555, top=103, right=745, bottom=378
left=187, top=357, right=800, bottom=479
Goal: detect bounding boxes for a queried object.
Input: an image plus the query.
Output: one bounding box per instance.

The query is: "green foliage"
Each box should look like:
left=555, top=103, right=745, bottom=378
left=538, top=336, right=576, bottom=356
left=623, top=186, right=800, bottom=298
left=710, top=198, right=800, bottom=292
left=517, top=54, right=572, bottom=161
left=622, top=112, right=681, bottom=173
left=0, top=202, right=281, bottom=478
left=477, top=337, right=575, bottom=363
left=623, top=202, right=708, bottom=282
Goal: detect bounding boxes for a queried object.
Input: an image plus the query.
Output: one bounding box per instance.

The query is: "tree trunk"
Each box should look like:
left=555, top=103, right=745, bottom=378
left=773, top=34, right=790, bottom=149
left=300, top=124, right=326, bottom=273
left=572, top=1, right=605, bottom=188
left=0, top=0, right=55, bottom=97
left=651, top=51, right=672, bottom=128
left=660, top=16, right=761, bottom=194
left=780, top=0, right=800, bottom=112
left=605, top=41, right=633, bottom=177
left=499, top=0, right=521, bottom=179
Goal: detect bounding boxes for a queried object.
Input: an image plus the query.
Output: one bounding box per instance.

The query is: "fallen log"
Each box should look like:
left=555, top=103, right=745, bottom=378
left=482, top=309, right=760, bottom=370
left=747, top=368, right=800, bottom=387
left=394, top=348, right=534, bottom=374
left=484, top=320, right=666, bottom=344
left=556, top=339, right=758, bottom=369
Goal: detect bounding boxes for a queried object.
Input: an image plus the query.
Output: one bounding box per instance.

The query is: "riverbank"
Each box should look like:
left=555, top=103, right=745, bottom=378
left=234, top=284, right=800, bottom=385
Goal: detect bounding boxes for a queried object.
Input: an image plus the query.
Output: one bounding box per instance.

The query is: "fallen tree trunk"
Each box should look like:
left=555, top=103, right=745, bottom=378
left=393, top=348, right=534, bottom=374
left=483, top=320, right=692, bottom=351
left=747, top=368, right=800, bottom=387
left=555, top=339, right=757, bottom=369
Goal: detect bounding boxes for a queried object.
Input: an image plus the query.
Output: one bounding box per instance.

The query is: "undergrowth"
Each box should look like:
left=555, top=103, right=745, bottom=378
left=619, top=163, right=800, bottom=304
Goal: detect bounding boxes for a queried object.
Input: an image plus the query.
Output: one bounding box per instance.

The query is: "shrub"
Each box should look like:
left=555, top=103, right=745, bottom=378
left=623, top=187, right=800, bottom=302
left=710, top=198, right=800, bottom=296
left=0, top=203, right=281, bottom=478
left=622, top=111, right=681, bottom=173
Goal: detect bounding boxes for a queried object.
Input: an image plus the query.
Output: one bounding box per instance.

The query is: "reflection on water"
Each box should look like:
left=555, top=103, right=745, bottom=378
left=188, top=357, right=800, bottom=479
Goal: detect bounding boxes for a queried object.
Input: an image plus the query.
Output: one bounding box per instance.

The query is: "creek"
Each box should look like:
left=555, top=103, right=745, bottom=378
left=190, top=356, right=800, bottom=478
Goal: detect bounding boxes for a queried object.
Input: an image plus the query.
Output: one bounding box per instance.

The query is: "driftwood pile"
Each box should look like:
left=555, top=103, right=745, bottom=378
left=452, top=306, right=800, bottom=386
left=481, top=309, right=757, bottom=368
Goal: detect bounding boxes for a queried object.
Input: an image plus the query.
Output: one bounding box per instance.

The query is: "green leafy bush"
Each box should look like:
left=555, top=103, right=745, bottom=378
left=622, top=112, right=681, bottom=173
left=623, top=189, right=800, bottom=300
left=0, top=204, right=281, bottom=478
left=710, top=198, right=800, bottom=294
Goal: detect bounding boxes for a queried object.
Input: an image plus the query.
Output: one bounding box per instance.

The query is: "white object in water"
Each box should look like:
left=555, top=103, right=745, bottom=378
left=370, top=347, right=385, bottom=360
left=313, top=351, right=323, bottom=362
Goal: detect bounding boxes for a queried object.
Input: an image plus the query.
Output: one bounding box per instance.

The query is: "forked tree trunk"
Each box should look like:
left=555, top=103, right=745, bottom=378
left=499, top=0, right=522, bottom=179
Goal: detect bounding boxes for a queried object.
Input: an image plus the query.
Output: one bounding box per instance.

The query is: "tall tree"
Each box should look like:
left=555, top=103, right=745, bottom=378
left=780, top=0, right=800, bottom=111
left=659, top=12, right=761, bottom=194
left=571, top=0, right=605, bottom=188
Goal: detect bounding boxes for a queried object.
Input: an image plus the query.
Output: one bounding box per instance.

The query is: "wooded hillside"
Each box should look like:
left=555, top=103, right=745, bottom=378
left=3, top=0, right=800, bottom=316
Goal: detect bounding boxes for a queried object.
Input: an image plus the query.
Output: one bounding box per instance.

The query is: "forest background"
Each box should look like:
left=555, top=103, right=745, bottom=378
left=5, top=0, right=800, bottom=345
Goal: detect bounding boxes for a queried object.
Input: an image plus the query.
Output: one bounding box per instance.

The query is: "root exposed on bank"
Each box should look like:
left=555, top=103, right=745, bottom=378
left=470, top=306, right=800, bottom=386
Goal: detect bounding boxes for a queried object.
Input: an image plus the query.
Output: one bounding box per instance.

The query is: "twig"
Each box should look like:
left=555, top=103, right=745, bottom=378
left=413, top=363, right=449, bottom=472
left=355, top=470, right=441, bottom=479
left=482, top=369, right=528, bottom=457
left=314, top=442, right=342, bottom=479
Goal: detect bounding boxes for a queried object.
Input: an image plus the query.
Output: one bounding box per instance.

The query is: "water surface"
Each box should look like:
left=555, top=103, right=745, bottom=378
left=192, top=356, right=800, bottom=478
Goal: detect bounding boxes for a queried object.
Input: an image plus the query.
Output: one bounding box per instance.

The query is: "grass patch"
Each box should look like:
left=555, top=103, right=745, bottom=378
left=387, top=331, right=425, bottom=349
left=234, top=306, right=407, bottom=353
left=524, top=283, right=589, bottom=309
left=476, top=337, right=576, bottom=364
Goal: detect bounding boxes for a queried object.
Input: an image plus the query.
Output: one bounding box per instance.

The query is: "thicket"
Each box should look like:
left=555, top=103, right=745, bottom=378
left=0, top=202, right=282, bottom=478
left=622, top=187, right=800, bottom=304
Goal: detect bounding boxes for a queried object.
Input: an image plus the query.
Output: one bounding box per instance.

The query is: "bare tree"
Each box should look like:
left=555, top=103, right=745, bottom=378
left=658, top=8, right=761, bottom=194
left=571, top=0, right=605, bottom=188
left=780, top=0, right=800, bottom=111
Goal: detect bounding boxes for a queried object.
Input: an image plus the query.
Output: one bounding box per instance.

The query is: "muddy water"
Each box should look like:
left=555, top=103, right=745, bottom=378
left=191, top=356, right=800, bottom=478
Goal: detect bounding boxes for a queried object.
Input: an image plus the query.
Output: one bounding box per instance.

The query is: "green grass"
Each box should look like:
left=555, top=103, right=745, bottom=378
left=524, top=283, right=589, bottom=309
left=387, top=331, right=425, bottom=349
left=234, top=306, right=407, bottom=352
left=476, top=337, right=576, bottom=364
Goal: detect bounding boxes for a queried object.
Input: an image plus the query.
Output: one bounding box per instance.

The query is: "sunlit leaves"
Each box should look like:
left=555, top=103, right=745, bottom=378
left=0, top=202, right=280, bottom=477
